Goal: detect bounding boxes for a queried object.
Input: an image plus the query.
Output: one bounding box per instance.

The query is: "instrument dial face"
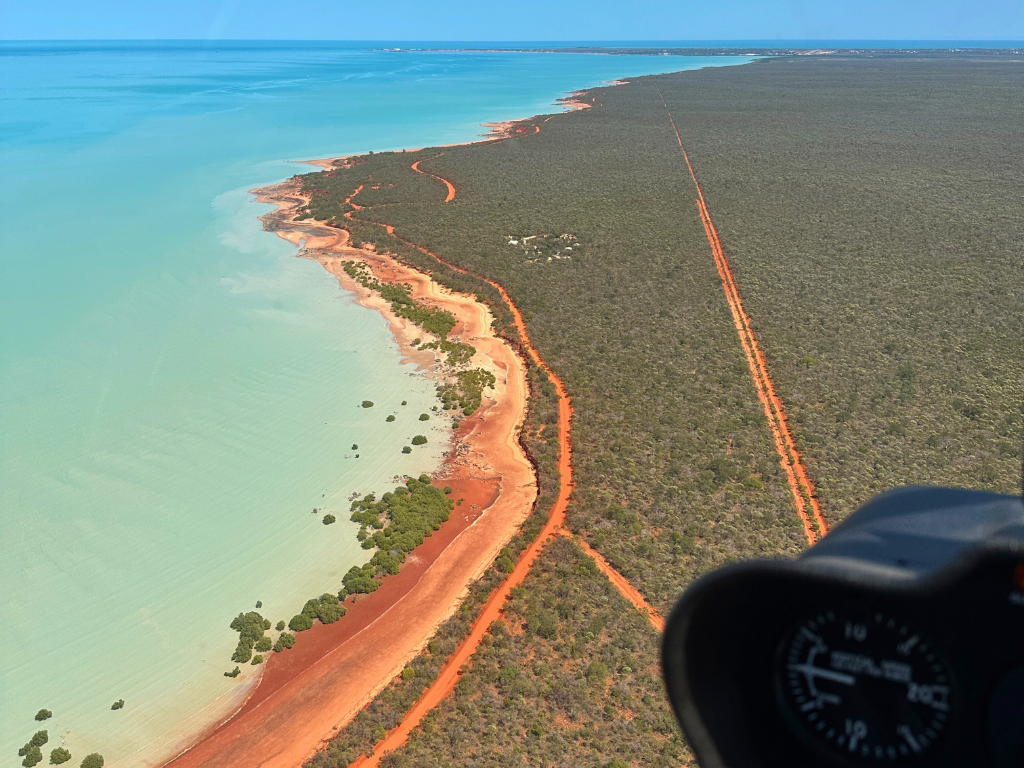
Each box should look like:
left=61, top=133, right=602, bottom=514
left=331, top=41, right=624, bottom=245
left=778, top=609, right=953, bottom=762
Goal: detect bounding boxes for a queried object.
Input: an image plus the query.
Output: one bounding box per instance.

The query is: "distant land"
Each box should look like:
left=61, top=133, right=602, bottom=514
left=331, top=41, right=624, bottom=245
left=389, top=44, right=1024, bottom=56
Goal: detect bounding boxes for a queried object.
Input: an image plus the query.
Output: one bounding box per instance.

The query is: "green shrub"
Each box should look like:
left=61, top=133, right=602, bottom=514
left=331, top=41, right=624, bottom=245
left=110, top=700, right=124, bottom=710
left=231, top=642, right=252, bottom=664
left=401, top=667, right=416, bottom=680
left=587, top=661, right=609, bottom=685
left=299, top=593, right=347, bottom=625
left=402, top=446, right=411, bottom=454
left=251, top=654, right=264, bottom=665
left=411, top=435, right=427, bottom=446
left=288, top=613, right=314, bottom=632
left=30, top=731, right=48, bottom=747
left=418, top=413, right=430, bottom=421
left=323, top=514, right=337, bottom=525
left=361, top=400, right=374, bottom=408
left=437, top=368, right=496, bottom=415
left=21, top=746, right=42, bottom=767
left=224, top=666, right=241, bottom=678
left=80, top=755, right=104, bottom=768
left=49, top=748, right=71, bottom=765
left=34, top=710, right=52, bottom=722
left=386, top=415, right=395, bottom=422
left=255, top=636, right=272, bottom=653
left=273, top=632, right=296, bottom=652
left=275, top=620, right=285, bottom=631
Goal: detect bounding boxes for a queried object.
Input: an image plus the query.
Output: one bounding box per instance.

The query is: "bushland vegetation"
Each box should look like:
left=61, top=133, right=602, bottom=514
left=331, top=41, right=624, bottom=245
left=301, top=54, right=1022, bottom=608
left=652, top=57, right=1024, bottom=513
left=368, top=538, right=685, bottom=768
left=296, top=55, right=1022, bottom=766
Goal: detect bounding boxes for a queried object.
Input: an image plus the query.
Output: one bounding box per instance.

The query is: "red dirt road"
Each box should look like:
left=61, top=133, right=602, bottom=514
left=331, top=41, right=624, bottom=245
left=349, top=164, right=576, bottom=767
left=349, top=137, right=677, bottom=765
left=563, top=532, right=665, bottom=632
left=410, top=158, right=456, bottom=202
left=657, top=89, right=829, bottom=545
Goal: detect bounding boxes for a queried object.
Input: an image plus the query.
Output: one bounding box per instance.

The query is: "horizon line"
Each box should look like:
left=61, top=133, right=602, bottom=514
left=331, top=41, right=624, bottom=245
left=3, top=38, right=1024, bottom=43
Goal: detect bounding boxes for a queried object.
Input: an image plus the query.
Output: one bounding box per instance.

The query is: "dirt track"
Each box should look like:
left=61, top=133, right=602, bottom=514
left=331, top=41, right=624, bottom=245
left=348, top=131, right=681, bottom=765
left=657, top=88, right=829, bottom=545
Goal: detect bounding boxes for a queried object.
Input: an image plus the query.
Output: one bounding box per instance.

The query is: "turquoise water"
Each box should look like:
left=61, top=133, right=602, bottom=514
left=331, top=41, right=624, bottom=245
left=0, top=42, right=750, bottom=764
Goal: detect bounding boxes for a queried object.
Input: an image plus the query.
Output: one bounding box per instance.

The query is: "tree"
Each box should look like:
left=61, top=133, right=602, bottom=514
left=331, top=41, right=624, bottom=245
left=386, top=415, right=396, bottom=422
left=411, top=435, right=427, bottom=445
left=276, top=620, right=286, bottom=631
left=273, top=632, right=296, bottom=652
left=80, top=756, right=104, bottom=768
left=323, top=514, right=337, bottom=525
left=30, top=732, right=48, bottom=747
left=49, top=748, right=71, bottom=765
left=251, top=654, right=264, bottom=665
left=110, top=700, right=124, bottom=710
left=255, top=636, right=272, bottom=652
left=402, top=446, right=412, bottom=454
left=231, top=643, right=252, bottom=664
left=361, top=400, right=374, bottom=408
left=21, top=746, right=42, bottom=767
left=587, top=661, right=609, bottom=685
left=34, top=710, right=52, bottom=722
left=419, top=413, right=430, bottom=421
left=289, top=613, right=314, bottom=632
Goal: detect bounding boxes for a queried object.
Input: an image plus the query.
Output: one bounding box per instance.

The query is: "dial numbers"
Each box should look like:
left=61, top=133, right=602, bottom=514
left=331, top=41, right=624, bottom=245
left=778, top=610, right=952, bottom=762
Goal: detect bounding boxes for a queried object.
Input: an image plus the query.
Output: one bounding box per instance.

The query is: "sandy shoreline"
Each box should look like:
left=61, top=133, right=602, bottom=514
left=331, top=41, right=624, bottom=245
left=159, top=154, right=536, bottom=767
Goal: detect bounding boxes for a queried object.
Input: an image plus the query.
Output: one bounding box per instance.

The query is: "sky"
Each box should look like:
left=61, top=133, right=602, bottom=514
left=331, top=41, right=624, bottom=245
left=1, top=0, right=1022, bottom=41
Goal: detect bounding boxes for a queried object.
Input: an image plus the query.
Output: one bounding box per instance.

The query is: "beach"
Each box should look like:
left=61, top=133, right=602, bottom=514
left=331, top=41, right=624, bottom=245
left=159, top=170, right=537, bottom=768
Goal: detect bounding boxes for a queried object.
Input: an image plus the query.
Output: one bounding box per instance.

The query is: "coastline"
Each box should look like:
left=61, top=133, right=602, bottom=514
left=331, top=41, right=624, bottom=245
left=157, top=73, right=630, bottom=768
left=159, top=147, right=537, bottom=767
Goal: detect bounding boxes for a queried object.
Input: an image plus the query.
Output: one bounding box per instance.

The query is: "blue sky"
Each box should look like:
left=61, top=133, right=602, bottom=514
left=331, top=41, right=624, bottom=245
left=2, top=0, right=1021, bottom=41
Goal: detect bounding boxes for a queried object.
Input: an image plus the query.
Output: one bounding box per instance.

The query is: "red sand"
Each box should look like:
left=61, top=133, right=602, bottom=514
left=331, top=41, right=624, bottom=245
left=161, top=166, right=535, bottom=768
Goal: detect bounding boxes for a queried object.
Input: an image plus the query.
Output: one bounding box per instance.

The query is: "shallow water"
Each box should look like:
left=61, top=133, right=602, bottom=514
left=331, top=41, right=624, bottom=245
left=0, top=42, right=750, bottom=763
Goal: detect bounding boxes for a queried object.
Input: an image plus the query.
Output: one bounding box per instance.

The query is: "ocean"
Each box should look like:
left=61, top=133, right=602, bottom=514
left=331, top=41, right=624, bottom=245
left=0, top=42, right=749, bottom=764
